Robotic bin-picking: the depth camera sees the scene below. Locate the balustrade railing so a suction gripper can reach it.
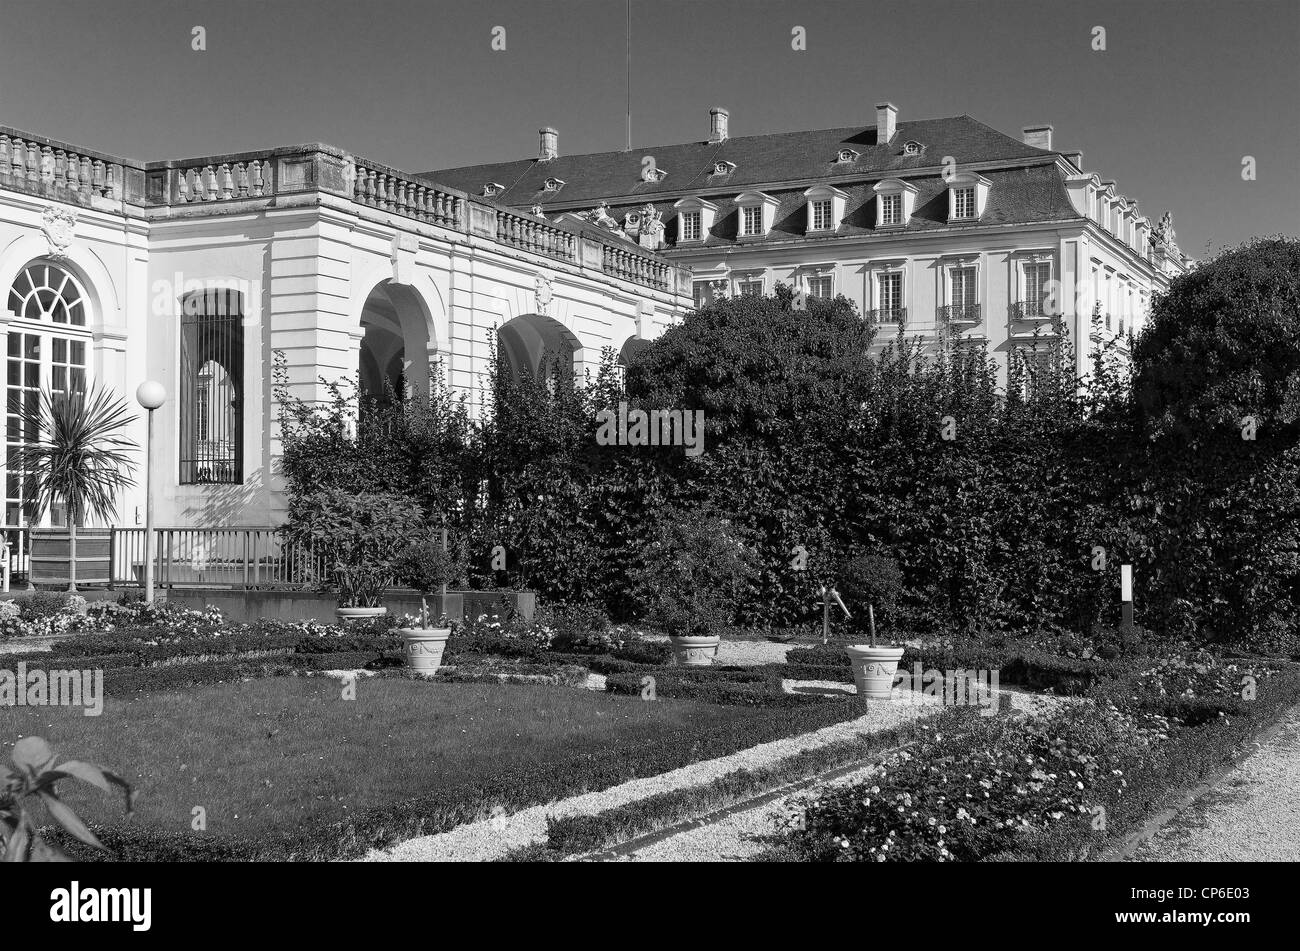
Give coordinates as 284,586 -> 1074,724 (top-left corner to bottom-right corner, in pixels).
0,124 -> 686,295
352,158 -> 463,229
496,207 -> 576,261
0,129 -> 129,202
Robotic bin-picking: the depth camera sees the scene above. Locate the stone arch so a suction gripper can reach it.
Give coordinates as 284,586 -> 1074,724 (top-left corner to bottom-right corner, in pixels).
0,234 -> 119,331
497,312 -> 582,386
357,280 -> 435,399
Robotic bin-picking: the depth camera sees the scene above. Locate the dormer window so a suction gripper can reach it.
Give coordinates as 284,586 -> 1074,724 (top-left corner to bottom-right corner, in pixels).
733,191 -> 780,239
835,148 -> 860,164
711,160 -> 737,176
642,166 -> 668,183
902,140 -> 925,156
673,196 -> 719,245
543,177 -> 566,193
873,179 -> 918,228
945,172 -> 991,222
482,182 -> 504,197
803,184 -> 849,234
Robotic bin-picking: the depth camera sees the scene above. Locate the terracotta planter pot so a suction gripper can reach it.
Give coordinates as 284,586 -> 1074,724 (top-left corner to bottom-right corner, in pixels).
335,606 -> 388,623
669,634 -> 720,666
847,645 -> 905,700
400,627 -> 451,675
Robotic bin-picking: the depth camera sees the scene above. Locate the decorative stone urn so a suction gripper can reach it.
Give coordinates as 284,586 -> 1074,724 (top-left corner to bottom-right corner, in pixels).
846,645 -> 905,700
669,634 -> 720,667
400,627 -> 452,675
335,606 -> 388,623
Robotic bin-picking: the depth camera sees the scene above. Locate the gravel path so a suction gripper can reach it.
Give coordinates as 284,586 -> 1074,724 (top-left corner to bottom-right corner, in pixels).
604,685 -> 1066,862
1128,704 -> 1300,862
361,693 -> 944,863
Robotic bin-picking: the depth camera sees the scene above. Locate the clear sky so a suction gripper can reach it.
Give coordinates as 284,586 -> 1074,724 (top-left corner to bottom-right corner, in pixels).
1,0 -> 1296,254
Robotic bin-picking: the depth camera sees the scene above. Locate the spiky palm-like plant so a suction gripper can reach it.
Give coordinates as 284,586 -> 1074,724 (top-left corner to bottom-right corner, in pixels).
10,385 -> 138,591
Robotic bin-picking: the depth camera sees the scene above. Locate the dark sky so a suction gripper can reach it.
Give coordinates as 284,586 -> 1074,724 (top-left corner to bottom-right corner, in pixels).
2,0 -> 1296,254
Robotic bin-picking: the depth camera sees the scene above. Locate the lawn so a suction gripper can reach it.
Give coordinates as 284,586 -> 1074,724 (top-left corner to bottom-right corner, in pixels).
2,676 -> 770,844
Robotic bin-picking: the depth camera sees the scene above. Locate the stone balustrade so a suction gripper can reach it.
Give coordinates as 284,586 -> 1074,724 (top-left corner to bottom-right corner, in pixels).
0,127 -> 140,204
0,124 -> 688,296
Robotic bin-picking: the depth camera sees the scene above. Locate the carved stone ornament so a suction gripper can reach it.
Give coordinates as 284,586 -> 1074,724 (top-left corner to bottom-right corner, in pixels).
41,206 -> 77,258
535,273 -> 553,316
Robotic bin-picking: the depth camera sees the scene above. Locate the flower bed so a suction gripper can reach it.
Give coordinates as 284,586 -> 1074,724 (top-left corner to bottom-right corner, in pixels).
766,658 -> 1300,862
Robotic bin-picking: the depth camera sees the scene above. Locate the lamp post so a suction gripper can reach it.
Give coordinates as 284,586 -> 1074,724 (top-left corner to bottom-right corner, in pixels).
135,381 -> 166,603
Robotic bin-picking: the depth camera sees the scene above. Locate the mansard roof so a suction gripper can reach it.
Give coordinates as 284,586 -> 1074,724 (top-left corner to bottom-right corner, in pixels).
569,165 -> 1079,249
422,115 -> 1058,209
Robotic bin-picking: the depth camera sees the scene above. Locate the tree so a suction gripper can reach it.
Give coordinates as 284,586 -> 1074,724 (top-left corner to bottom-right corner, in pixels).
11,385 -> 138,591
1133,237 -> 1300,444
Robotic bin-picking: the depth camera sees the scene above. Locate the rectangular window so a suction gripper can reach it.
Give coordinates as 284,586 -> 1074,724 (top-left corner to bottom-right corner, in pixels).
806,275 -> 833,299
1020,349 -> 1053,398
736,278 -> 764,297
180,288 -> 243,485
952,187 -> 976,219
811,200 -> 832,231
877,272 -> 903,316
680,211 -> 701,242
1022,262 -> 1051,317
693,281 -> 713,308
880,194 -> 902,225
741,205 -> 763,236
950,267 -> 976,310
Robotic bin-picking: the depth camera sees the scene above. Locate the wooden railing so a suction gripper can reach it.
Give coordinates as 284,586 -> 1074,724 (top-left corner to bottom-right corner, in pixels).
110,527 -> 328,589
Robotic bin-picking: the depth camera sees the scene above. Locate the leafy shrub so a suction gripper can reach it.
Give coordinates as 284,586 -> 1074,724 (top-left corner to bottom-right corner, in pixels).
394,529 -> 468,593
284,489 -> 427,606
19,591 -> 74,620
630,507 -> 760,636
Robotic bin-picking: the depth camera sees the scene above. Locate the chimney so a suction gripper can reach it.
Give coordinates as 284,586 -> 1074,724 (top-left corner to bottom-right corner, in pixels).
1022,125 -> 1054,150
876,102 -> 897,143
709,107 -> 729,144
539,127 -> 558,161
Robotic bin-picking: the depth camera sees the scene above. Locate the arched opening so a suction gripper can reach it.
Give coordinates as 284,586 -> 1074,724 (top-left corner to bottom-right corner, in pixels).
4,260 -> 94,524
497,313 -> 580,388
358,282 -> 433,402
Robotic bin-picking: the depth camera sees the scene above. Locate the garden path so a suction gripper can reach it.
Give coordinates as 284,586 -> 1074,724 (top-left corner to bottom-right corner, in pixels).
1127,704 -> 1300,862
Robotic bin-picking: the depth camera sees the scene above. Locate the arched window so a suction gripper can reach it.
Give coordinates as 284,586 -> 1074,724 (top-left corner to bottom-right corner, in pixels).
180,288 -> 243,484
4,261 -> 91,524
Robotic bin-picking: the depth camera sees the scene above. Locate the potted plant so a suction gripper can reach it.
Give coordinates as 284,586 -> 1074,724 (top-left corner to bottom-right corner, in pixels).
840,553 -> 906,700
283,488 -> 425,621
392,529 -> 464,674
12,385 -> 138,591
631,508 -> 759,666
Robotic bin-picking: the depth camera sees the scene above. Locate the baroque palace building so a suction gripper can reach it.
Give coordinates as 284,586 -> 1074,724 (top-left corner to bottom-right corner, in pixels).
0,104 -> 1188,535
0,125 -> 691,530
428,103 -> 1190,386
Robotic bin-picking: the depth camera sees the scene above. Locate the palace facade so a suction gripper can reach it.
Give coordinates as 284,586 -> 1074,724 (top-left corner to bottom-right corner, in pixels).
0,126 -> 690,531
428,103 -> 1190,386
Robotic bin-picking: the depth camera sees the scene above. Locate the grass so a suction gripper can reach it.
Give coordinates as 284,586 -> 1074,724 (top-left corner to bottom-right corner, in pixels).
2,676 -> 768,840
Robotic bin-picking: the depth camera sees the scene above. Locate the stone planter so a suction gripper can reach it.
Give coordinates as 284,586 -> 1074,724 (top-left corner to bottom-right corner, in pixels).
669,634 -> 720,666
847,645 -> 905,700
335,606 -> 388,623
400,627 -> 451,675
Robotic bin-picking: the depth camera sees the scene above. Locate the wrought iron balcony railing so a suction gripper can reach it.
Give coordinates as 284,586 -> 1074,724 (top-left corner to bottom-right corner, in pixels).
866,306 -> 907,326
937,303 -> 981,325
1008,300 -> 1056,321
